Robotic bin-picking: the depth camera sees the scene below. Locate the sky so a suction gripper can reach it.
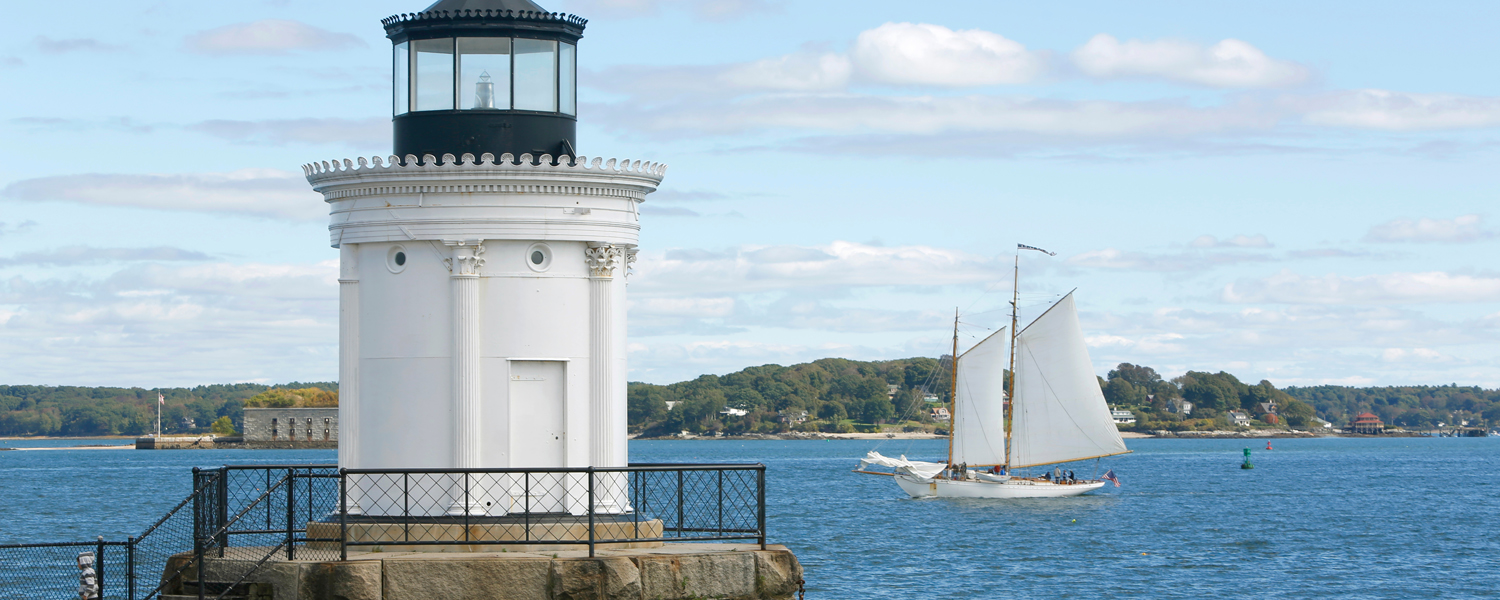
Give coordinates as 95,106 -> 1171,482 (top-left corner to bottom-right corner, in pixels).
1,0 -> 1497,389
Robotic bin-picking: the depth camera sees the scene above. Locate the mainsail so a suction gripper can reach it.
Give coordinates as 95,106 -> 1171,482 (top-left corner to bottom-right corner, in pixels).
952,327 -> 1007,466
1009,293 -> 1129,468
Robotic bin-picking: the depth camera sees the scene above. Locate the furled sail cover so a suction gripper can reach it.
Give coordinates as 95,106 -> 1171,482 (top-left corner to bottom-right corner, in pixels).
952,327 -> 1008,466
859,451 -> 946,480
1010,294 -> 1129,468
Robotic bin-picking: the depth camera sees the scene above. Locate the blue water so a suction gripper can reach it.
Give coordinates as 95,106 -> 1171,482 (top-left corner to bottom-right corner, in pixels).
3,437 -> 1498,598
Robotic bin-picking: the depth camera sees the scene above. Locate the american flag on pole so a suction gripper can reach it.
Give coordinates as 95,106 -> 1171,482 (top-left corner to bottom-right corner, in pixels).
1102,469 -> 1120,487
158,392 -> 164,405
1017,244 -> 1056,256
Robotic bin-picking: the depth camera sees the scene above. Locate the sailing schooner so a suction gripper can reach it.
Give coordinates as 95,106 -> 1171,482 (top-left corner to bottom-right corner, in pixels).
854,247 -> 1130,498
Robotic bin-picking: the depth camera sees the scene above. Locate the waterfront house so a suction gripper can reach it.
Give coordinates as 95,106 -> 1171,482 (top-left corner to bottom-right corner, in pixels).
929,407 -> 951,422
777,410 -> 808,424
1313,417 -> 1334,429
1168,399 -> 1194,416
1227,410 -> 1251,426
719,407 -> 748,417
1110,409 -> 1137,424
887,384 -> 900,398
1348,412 -> 1384,434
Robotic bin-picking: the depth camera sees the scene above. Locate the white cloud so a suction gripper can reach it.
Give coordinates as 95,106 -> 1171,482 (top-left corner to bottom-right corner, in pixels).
0,246 -> 211,268
720,52 -> 852,92
33,37 -> 124,54
1364,214 -> 1495,243
0,220 -> 38,237
1380,348 -> 1450,363
849,23 -> 1045,87
1066,247 -> 1273,272
1072,34 -> 1308,88
1299,89 -> 1500,130
1190,234 -> 1272,248
593,93 -> 1277,139
1222,270 -> 1500,304
185,20 -> 365,55
2,169 -> 325,221
0,261 -> 337,386
636,240 -> 1003,294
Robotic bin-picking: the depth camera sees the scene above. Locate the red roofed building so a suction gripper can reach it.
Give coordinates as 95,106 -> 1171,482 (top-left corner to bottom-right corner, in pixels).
1349,412 -> 1384,434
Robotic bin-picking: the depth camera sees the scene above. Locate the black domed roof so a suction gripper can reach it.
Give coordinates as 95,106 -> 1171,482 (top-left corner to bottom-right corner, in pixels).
421,0 -> 548,12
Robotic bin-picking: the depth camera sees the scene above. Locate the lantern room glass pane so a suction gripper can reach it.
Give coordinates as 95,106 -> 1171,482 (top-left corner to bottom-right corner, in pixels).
513,39 -> 557,112
414,38 -> 455,111
458,38 -> 511,110
394,42 -> 410,115
559,42 -> 576,116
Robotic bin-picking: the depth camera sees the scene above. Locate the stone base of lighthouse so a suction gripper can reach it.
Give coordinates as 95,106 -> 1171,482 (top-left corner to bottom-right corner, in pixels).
163,544 -> 802,600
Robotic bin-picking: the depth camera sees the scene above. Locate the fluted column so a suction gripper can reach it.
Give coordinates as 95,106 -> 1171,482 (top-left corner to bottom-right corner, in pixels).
585,244 -> 623,467
447,240 -> 485,515
338,244 -> 360,471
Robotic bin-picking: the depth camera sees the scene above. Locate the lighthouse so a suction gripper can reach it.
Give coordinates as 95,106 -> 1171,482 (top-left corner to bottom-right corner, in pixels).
301,0 -> 664,513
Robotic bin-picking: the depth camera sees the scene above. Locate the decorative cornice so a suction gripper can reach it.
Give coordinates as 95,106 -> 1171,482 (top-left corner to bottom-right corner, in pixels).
585,243 -> 624,278
303,154 -> 666,186
381,10 -> 586,30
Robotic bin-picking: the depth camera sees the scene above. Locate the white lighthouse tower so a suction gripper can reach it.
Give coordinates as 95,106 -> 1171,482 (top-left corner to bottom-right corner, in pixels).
301,0 -> 663,513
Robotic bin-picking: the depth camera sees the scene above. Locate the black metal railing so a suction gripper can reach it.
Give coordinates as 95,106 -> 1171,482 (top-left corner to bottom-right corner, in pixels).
0,462 -> 767,599
339,464 -> 766,557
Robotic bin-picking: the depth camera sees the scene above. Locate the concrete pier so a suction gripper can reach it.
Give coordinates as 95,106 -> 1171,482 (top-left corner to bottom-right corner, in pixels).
164,543 -> 801,600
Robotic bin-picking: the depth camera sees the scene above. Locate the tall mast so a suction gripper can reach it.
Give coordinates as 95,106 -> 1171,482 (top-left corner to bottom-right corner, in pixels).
946,308 -> 958,476
1004,253 -> 1019,469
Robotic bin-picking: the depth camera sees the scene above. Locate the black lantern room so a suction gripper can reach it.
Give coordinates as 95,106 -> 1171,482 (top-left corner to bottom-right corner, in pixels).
383,0 -> 586,160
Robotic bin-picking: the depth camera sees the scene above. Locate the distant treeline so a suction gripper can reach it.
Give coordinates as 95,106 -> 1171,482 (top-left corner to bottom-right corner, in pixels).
0,382 -> 337,437
629,358 -> 947,437
629,358 -> 1499,435
1283,385 -> 1500,429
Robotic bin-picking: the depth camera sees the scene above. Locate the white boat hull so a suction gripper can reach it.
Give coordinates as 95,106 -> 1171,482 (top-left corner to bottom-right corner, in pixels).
893,474 -> 1105,499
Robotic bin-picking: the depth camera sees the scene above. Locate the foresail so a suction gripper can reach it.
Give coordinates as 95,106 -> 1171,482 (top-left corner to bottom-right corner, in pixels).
952,327 -> 1007,466
1010,294 -> 1129,468
860,451 -> 946,480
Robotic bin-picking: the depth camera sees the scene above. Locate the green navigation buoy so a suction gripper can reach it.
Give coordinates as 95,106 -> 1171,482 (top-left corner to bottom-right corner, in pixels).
1241,447 -> 1254,469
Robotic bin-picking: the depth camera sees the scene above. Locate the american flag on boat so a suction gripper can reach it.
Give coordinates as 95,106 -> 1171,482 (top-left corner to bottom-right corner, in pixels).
1102,469 -> 1120,487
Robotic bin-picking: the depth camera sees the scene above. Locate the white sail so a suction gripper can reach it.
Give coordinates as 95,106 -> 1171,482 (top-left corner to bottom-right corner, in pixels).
860,451 -> 946,480
1009,293 -> 1128,468
952,327 -> 1008,466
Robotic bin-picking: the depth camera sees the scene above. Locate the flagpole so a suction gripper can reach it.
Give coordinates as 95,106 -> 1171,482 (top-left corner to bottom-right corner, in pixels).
156,392 -> 162,438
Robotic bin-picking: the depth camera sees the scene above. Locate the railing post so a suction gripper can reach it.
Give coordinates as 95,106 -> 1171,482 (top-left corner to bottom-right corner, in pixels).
676,470 -> 685,537
96,536 -> 105,600
127,536 -> 136,600
632,469 -> 639,540
217,468 -> 229,558
340,469 -> 349,562
402,472 -> 410,544
285,468 -> 296,561
757,466 -> 766,550
463,472 -> 470,543
524,472 -> 531,543
191,467 -> 204,600
587,467 -> 596,557
717,469 -> 724,537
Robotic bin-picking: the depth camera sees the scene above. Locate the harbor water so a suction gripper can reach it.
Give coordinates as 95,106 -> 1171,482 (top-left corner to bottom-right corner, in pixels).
2,436 -> 1497,598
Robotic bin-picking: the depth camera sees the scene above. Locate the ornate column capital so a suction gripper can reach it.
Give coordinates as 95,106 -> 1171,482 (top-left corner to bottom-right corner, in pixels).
444,240 -> 486,276
585,243 -> 624,278
625,247 -> 639,278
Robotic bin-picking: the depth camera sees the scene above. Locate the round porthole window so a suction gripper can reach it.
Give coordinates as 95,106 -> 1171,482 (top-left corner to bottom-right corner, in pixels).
526,243 -> 553,272
387,245 -> 408,274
